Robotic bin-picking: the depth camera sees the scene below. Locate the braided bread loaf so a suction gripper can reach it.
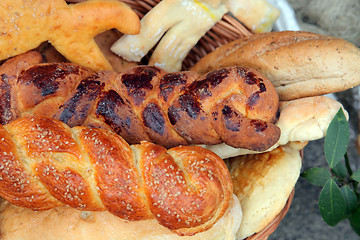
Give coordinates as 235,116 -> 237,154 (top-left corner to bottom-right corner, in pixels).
0,116 -> 232,236
0,51 -> 280,151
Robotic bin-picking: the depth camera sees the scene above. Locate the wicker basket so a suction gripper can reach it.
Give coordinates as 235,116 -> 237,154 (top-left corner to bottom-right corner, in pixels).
65,1 -> 293,239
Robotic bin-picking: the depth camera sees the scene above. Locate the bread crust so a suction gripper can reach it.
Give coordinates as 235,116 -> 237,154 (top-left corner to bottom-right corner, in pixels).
0,53 -> 280,151
200,95 -> 346,159
0,0 -> 140,71
191,31 -> 360,100
0,51 -> 45,124
0,116 -> 233,236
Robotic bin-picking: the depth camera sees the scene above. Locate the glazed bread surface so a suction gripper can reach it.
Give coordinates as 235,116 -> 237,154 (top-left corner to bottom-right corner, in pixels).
0,51 -> 280,152
200,95 -> 347,158
0,116 -> 233,236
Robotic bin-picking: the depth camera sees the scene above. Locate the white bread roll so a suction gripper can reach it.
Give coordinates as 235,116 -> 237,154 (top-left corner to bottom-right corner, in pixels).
0,195 -> 242,240
229,141 -> 306,239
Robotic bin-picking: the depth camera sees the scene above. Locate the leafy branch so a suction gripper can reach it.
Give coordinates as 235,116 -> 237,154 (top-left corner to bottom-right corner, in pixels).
301,108 -> 360,234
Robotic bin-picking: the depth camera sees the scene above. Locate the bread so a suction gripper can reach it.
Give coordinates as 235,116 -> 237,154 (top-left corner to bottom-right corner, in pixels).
200,95 -> 347,158
229,141 -> 306,239
0,0 -> 140,71
0,52 -> 280,151
224,0 -> 280,33
111,0 -> 228,72
0,116 -> 233,236
0,51 -> 45,125
190,31 -> 360,100
0,194 -> 241,240
111,0 -> 280,72
94,30 -> 139,72
35,28 -> 139,72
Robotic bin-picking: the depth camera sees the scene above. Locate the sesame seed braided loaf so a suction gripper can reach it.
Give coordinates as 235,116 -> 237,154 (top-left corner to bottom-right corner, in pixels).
0,116 -> 232,236
0,50 -> 280,151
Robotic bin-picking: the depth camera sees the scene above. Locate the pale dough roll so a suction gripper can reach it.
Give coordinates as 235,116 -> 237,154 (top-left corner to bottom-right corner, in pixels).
0,195 -> 241,240
229,141 -> 306,239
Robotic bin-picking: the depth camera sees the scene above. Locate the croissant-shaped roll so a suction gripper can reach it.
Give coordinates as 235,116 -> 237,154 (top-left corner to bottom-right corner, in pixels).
0,51 -> 280,151
0,116 -> 232,236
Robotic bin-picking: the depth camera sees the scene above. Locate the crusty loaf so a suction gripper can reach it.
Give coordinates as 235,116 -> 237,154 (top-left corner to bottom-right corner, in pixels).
190,31 -> 360,100
0,51 -> 280,152
0,195 -> 242,240
0,116 -> 233,236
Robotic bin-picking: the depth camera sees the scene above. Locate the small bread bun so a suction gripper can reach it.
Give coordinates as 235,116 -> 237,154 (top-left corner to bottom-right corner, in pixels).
0,195 -> 241,240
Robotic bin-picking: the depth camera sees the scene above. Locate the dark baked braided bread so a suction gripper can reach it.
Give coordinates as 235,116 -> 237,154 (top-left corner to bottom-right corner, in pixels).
0,51 -> 280,151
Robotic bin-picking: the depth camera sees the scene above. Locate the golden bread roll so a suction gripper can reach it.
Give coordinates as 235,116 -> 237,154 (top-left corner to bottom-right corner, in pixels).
0,0 -> 140,71
200,95 -> 347,158
229,141 -> 306,239
0,52 -> 280,152
190,31 -> 360,100
0,116 -> 233,236
0,195 -> 241,240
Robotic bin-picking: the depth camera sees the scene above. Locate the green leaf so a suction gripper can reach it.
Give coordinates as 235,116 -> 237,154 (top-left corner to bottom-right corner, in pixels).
331,161 -> 347,179
351,169 -> 360,183
301,168 -> 332,186
349,207 -> 360,235
340,185 -> 357,215
332,176 -> 343,186
324,108 -> 349,168
319,179 -> 347,226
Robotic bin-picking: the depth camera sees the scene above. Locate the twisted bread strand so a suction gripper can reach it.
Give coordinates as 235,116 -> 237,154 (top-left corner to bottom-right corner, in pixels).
0,51 -> 280,151
0,116 -> 232,236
